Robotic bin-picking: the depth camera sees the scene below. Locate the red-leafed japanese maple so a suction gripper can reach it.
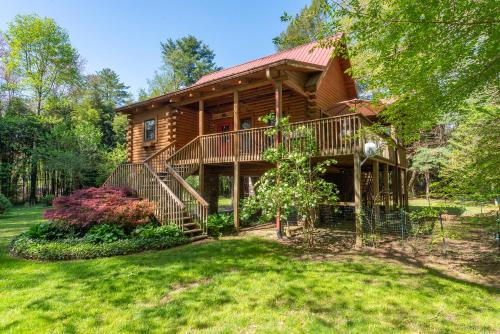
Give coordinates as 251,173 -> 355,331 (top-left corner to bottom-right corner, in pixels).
44,187 -> 155,229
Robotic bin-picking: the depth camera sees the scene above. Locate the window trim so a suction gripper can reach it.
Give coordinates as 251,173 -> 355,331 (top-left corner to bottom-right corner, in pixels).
143,118 -> 156,142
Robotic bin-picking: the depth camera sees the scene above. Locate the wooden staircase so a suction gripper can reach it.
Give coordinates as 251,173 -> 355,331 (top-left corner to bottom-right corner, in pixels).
103,140 -> 208,241
145,138 -> 208,240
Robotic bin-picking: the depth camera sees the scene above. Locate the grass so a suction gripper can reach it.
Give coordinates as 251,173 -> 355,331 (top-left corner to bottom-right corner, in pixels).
0,206 -> 499,333
217,196 -> 232,208
409,198 -> 497,215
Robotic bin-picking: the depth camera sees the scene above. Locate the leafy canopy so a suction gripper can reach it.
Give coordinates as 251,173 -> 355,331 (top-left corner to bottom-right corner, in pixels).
438,105 -> 499,199
161,35 -> 221,88
85,68 -> 131,107
139,35 -> 221,99
3,14 -> 81,114
320,0 -> 499,143
273,0 -> 328,51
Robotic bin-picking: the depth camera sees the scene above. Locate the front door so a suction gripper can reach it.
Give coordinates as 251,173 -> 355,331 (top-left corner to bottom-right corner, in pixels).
215,119 -> 233,157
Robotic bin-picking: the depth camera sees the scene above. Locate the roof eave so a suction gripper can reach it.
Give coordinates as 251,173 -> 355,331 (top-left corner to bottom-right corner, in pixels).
116,59 -> 326,114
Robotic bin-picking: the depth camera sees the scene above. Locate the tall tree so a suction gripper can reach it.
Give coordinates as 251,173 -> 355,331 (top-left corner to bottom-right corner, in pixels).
320,0 -> 499,143
2,14 -> 81,202
439,106 -> 499,199
85,68 -> 130,107
3,14 -> 81,115
84,68 -> 130,147
410,146 -> 449,202
160,35 -> 221,88
273,0 -> 328,51
144,67 -> 178,97
139,36 -> 221,99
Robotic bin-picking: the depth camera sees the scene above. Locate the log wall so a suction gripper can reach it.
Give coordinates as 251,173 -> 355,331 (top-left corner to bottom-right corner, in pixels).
316,58 -> 351,112
129,106 -> 173,163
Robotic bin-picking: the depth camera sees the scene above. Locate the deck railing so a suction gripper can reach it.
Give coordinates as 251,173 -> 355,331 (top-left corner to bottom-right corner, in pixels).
165,165 -> 209,234
102,163 -> 186,228
158,138 -> 208,233
198,114 -> 393,162
235,127 -> 275,162
287,114 -> 362,156
166,137 -> 201,176
200,132 -> 235,163
143,142 -> 176,174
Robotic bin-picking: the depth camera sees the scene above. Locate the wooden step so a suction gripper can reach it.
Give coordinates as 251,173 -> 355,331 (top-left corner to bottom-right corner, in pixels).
190,235 -> 207,242
182,222 -> 198,228
183,228 -> 203,235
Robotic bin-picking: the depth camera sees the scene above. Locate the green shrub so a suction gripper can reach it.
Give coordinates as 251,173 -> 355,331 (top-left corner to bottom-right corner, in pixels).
40,194 -> 55,206
23,221 -> 74,240
409,207 -> 439,235
207,213 -> 234,238
0,193 -> 12,214
132,224 -> 184,239
9,233 -> 188,261
436,203 -> 466,216
84,224 -> 127,243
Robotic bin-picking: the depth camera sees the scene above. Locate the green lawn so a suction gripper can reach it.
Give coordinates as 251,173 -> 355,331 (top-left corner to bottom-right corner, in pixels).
0,206 -> 499,333
409,198 -> 497,215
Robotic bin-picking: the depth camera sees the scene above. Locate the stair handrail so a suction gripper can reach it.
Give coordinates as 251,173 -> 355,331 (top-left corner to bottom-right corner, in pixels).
165,164 -> 209,208
143,142 -> 177,173
143,163 -> 185,209
103,163 -> 186,228
165,136 -> 201,166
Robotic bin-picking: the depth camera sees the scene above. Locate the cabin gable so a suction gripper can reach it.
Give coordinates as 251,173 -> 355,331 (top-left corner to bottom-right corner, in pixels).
315,57 -> 357,114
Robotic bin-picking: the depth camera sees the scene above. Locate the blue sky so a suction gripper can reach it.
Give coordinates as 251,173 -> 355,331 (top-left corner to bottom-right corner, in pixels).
0,0 -> 310,98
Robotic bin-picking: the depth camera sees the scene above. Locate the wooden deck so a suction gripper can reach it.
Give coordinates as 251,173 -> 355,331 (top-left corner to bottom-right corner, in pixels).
147,113 -> 403,168
104,113 -> 405,235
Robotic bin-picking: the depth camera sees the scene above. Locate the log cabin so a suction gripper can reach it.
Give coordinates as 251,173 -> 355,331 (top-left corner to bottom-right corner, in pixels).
103,36 -> 408,242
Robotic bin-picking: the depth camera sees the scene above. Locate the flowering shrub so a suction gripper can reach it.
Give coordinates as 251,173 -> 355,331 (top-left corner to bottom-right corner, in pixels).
44,187 -> 155,230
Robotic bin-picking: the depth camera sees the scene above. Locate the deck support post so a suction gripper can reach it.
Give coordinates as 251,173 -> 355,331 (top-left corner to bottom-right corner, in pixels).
373,160 -> 380,218
392,166 -> 399,210
199,99 -> 205,201
233,91 -> 240,230
383,163 -> 390,213
233,162 -> 240,230
402,168 -> 409,210
199,163 -> 205,197
354,153 -> 363,248
274,79 -> 283,238
198,100 -> 204,136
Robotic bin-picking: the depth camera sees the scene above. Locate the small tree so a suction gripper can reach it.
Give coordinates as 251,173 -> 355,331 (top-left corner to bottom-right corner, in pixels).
242,114 -> 338,245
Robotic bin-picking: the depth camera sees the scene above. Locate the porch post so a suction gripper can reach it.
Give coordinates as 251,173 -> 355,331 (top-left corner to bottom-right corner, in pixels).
354,153 -> 363,247
199,164 -> 205,196
199,99 -> 205,196
383,163 -> 390,213
373,160 -> 380,218
392,166 -> 399,209
274,79 -> 283,238
233,91 -> 240,230
402,168 -> 409,210
198,100 -> 204,136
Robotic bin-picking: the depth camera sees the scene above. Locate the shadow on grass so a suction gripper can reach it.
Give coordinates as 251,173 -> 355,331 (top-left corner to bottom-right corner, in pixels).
1,206 -> 499,333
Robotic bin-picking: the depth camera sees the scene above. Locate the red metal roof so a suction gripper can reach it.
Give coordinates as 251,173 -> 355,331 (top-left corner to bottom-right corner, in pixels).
195,36 -> 340,85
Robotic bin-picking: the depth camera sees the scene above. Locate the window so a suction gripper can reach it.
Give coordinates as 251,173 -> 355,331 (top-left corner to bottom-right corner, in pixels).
144,119 -> 156,141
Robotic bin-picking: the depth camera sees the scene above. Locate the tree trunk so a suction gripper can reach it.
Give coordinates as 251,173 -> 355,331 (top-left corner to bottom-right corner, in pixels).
424,171 -> 431,207
29,156 -> 37,204
408,169 -> 418,198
